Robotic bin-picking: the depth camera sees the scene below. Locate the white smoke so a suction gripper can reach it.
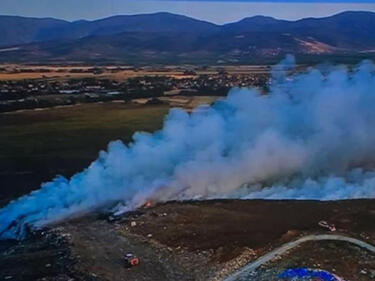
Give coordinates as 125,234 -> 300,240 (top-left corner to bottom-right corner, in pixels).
1,56 -> 375,239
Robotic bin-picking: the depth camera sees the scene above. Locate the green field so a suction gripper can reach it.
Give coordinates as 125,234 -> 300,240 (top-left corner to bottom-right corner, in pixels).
0,102 -> 169,204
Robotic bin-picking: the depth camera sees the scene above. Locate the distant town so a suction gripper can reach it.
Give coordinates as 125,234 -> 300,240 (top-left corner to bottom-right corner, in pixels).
0,66 -> 269,112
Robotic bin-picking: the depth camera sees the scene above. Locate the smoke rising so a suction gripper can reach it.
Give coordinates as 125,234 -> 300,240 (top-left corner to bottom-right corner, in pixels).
1,56 -> 375,239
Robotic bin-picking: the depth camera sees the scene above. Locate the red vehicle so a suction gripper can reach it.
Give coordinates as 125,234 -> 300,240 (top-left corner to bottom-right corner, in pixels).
124,253 -> 140,268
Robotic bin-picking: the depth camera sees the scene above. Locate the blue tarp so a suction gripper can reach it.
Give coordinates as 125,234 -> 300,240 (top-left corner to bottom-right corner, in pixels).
279,268 -> 340,281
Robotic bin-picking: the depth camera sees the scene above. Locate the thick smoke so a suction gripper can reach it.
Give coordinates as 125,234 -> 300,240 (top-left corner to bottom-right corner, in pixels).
2,56 -> 375,239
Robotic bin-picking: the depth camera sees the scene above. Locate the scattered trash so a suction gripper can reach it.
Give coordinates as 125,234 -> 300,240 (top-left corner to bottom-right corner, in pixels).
150,211 -> 158,217
130,221 -> 137,227
107,215 -> 117,222
124,253 -> 140,268
147,233 -> 153,238
318,221 -> 336,232
4,276 -> 13,280
45,263 -> 51,268
151,211 -> 167,217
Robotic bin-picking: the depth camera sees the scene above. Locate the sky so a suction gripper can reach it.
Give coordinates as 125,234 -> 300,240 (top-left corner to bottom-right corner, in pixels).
1,0 -> 375,24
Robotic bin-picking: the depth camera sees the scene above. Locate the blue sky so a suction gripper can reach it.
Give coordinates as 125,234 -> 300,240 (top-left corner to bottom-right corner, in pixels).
1,0 -> 375,23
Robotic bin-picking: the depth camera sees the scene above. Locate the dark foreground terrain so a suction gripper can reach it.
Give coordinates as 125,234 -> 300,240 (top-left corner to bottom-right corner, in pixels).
1,199 -> 374,281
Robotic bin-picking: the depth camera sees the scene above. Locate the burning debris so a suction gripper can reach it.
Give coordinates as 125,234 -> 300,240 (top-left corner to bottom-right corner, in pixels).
142,201 -> 154,209
2,56 -> 375,240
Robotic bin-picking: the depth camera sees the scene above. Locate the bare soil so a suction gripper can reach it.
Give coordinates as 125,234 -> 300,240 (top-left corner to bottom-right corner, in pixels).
249,240 -> 375,280
0,199 -> 374,281
127,200 -> 375,259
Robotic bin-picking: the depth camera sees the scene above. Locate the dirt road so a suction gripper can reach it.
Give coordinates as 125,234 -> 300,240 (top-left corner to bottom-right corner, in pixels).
223,234 -> 375,281
63,218 -> 197,281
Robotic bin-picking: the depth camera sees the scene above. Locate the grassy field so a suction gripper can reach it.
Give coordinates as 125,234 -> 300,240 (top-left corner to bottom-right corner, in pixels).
0,102 -> 169,204
0,65 -> 271,81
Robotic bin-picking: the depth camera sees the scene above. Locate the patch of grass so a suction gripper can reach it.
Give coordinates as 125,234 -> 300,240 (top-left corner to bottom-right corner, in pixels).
0,96 -> 224,204
0,102 -> 169,203
0,102 -> 169,172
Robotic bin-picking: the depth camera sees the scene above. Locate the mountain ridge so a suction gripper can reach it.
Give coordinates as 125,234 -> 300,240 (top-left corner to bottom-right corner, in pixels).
0,11 -> 374,64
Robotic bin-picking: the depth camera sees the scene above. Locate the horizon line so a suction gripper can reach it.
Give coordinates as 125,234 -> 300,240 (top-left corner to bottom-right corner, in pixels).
0,9 -> 373,25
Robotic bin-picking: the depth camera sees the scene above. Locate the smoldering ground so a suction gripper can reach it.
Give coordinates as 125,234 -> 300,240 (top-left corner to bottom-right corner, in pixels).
1,55 -> 375,239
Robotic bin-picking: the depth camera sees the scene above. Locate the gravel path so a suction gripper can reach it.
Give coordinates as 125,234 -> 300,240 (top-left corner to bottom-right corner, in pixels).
223,234 -> 375,281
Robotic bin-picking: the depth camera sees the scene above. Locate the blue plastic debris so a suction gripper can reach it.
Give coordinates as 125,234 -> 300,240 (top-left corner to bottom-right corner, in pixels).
279,268 -> 342,281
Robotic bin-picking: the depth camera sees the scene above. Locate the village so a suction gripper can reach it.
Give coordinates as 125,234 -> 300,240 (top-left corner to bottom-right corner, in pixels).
0,68 -> 269,112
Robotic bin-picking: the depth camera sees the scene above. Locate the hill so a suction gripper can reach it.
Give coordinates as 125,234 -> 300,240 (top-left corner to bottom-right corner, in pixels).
0,11 -> 375,64
0,12 -> 217,47
0,16 -> 69,46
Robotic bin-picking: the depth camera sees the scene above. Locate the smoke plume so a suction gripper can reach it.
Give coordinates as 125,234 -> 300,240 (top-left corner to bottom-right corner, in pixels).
1,56 -> 375,239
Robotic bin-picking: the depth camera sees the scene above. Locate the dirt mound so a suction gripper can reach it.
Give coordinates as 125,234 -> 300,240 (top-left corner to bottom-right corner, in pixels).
127,199 -> 375,259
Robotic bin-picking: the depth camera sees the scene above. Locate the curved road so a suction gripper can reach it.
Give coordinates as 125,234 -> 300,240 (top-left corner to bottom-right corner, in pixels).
223,234 -> 375,281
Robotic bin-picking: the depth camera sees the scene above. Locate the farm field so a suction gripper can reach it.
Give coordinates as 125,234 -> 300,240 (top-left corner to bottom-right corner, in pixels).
0,95 -> 220,206
0,102 -> 169,205
0,65 -> 272,81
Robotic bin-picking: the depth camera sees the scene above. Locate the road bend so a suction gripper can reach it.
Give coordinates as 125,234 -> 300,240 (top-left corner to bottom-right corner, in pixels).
223,234 -> 375,281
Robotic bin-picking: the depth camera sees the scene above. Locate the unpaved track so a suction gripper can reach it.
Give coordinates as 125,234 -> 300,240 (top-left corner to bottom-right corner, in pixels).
64,218 -> 195,281
223,234 -> 375,281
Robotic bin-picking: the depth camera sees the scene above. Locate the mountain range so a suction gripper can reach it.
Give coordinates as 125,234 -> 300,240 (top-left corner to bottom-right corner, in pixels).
0,11 -> 374,64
